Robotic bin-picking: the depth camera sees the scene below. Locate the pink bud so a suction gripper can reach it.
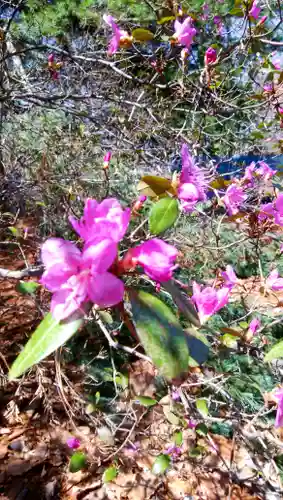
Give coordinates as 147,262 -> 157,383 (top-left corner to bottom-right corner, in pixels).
138,195 -> 147,203
204,47 -> 217,65
48,54 -> 54,63
103,151 -> 112,163
67,437 -> 81,450
278,108 -> 283,115
248,318 -> 261,336
258,15 -> 267,25
249,1 -> 261,20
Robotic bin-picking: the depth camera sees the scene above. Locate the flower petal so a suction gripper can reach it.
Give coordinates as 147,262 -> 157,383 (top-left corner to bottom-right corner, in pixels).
87,272 -> 124,307
82,239 -> 117,273
41,238 -> 81,270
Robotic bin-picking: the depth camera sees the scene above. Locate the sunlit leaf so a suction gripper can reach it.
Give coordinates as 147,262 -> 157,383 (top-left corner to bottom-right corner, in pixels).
173,431 -> 183,446
69,452 -> 87,473
265,340 -> 283,362
152,454 -> 170,475
9,312 -> 83,379
196,399 -> 209,417
210,177 -> 231,190
221,334 -> 238,349
137,175 -> 175,198
189,445 -> 206,457
162,280 -> 200,327
196,423 -> 208,436
16,281 -> 39,295
103,466 -> 118,483
132,28 -> 154,42
149,197 -> 179,235
129,290 -> 189,380
135,395 -> 157,407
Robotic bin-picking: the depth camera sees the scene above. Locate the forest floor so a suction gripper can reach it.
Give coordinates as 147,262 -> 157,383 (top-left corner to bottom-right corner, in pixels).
1,215 -> 283,500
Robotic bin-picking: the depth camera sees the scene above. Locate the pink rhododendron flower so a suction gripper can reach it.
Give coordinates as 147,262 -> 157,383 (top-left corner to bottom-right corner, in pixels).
41,237 -> 124,320
248,318 -> 261,336
243,161 -> 276,184
124,238 -> 178,282
249,1 -> 261,19
192,283 -> 230,324
260,194 -> 283,226
266,269 -> 283,291
70,198 -> 130,243
222,184 -> 247,215
257,161 -> 276,181
272,54 -> 281,70
278,108 -> 283,115
178,144 -> 207,213
67,437 -> 81,449
103,14 -> 132,55
205,47 -> 217,65
263,83 -> 273,93
202,3 -> 210,21
273,389 -> 283,427
213,16 -> 224,36
221,265 -> 237,288
173,17 -> 197,49
164,444 -> 182,458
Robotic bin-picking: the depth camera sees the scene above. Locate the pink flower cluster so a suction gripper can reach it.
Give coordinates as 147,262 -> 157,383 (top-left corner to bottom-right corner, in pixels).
220,160 -> 277,217
41,197 -> 179,321
103,14 -> 132,55
260,193 -> 283,227
178,144 -> 207,213
191,266 -> 236,325
173,17 -> 197,50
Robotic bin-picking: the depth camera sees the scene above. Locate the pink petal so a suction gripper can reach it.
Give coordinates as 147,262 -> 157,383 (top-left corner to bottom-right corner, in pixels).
178,182 -> 199,201
41,238 -> 81,270
82,239 -> 117,273
41,263 -> 75,292
51,286 -> 85,321
131,239 -> 178,282
87,272 -> 124,307
216,287 -> 230,310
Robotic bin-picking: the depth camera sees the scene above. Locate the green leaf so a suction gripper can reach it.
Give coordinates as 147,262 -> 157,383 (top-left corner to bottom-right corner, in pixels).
264,340 -> 283,362
103,466 -> 118,483
130,290 -> 208,378
132,28 -> 154,42
129,290 -> 189,380
221,334 -> 238,349
9,312 -> 83,379
69,452 -> 87,473
152,454 -> 171,475
196,399 -> 209,417
16,281 -> 39,295
149,198 -> 179,235
173,431 -> 183,446
229,7 -> 244,16
196,423 -> 208,436
137,175 -> 175,198
8,226 -> 20,237
162,280 -> 200,327
135,395 -> 157,407
189,445 -> 206,458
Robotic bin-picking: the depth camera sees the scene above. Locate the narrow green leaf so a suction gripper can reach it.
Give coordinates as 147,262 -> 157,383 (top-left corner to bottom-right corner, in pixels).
16,281 -> 39,295
69,452 -> 87,473
264,340 -> 283,362
135,395 -> 157,407
130,290 -> 208,377
173,431 -> 183,446
9,312 -> 83,379
132,28 -> 154,42
129,290 -> 189,380
196,423 -> 208,436
103,466 -> 118,483
196,399 -> 209,417
149,198 -> 179,235
152,454 -> 170,475
189,445 -> 206,458
162,280 -> 200,327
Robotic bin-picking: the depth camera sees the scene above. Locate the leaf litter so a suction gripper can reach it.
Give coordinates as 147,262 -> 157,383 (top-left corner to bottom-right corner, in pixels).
0,219 -> 283,499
